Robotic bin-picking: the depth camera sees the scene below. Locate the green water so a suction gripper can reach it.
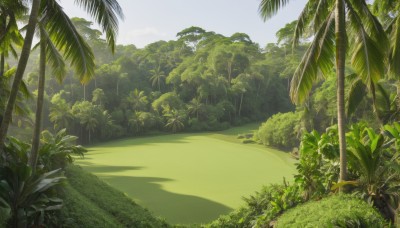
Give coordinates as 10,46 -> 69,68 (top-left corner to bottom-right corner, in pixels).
76,124 -> 295,224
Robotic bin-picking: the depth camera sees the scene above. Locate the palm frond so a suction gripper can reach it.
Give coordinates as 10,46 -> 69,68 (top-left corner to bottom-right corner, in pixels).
293,0 -> 315,47
290,11 -> 335,104
388,16 -> 400,77
73,0 -> 124,53
346,77 -> 367,117
0,13 -> 24,58
259,0 -> 292,21
39,26 -> 66,83
348,0 -> 387,45
9,45 -> 18,59
346,2 -> 385,88
43,0 -> 95,83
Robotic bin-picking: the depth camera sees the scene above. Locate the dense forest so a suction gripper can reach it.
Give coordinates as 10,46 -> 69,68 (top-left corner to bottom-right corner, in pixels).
0,0 -> 400,227
9,22 -> 298,145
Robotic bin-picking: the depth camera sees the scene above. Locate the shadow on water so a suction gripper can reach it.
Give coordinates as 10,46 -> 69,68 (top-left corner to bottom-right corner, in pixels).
98,174 -> 233,225
90,133 -> 197,148
79,164 -> 144,173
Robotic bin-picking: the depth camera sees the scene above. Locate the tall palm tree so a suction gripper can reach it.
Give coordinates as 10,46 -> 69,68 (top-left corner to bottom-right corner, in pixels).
0,0 -> 41,153
0,0 -> 124,156
29,0 -> 123,169
259,0 -> 387,185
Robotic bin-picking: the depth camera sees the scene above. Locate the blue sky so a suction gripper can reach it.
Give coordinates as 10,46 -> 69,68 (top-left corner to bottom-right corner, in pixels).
61,0 -> 307,48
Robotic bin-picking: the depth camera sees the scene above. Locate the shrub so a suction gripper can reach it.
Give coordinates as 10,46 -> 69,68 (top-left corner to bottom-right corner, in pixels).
276,194 -> 388,227
0,137 -> 64,227
257,112 -> 301,149
0,208 -> 9,228
208,183 -> 302,228
241,139 -> 255,144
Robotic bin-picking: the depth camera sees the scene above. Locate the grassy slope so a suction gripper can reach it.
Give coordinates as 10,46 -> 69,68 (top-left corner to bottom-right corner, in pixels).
59,165 -> 168,227
76,123 -> 295,224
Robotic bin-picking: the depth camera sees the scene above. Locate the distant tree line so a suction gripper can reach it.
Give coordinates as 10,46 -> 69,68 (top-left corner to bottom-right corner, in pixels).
13,23 -> 301,144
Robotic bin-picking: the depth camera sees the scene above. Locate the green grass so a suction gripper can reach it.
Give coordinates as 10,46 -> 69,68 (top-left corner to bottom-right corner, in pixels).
59,165 -> 168,227
276,194 -> 387,227
76,124 -> 295,224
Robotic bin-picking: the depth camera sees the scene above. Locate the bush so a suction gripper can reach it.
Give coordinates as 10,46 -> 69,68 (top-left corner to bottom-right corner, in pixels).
276,194 -> 388,227
257,112 -> 301,149
208,183 -> 302,228
241,139 -> 255,144
0,208 -> 9,228
188,118 -> 208,132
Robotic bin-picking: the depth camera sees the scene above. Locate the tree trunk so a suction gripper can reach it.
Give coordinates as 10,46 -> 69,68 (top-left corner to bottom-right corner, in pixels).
239,93 -> 244,117
227,62 -> 232,85
0,54 -> 4,128
0,0 -> 41,152
0,18 -> 5,77
83,85 -> 86,101
116,79 -> 119,96
29,32 -> 46,170
335,0 -> 347,187
0,54 -> 4,77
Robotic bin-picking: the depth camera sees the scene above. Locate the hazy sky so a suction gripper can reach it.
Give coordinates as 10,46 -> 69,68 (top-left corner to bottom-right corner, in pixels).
60,0 -> 307,48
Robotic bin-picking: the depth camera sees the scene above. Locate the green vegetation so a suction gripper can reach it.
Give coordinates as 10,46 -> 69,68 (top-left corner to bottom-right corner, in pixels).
275,194 -> 387,227
76,125 -> 295,224
1,0 -> 400,226
208,183 -> 302,228
257,112 -> 301,149
58,165 -> 168,227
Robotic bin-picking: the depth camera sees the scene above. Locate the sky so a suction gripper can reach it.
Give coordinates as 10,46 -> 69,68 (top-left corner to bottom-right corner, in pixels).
60,0 -> 307,48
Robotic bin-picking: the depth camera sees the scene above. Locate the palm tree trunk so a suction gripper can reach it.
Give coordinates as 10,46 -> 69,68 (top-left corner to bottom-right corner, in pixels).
83,85 -> 86,101
335,0 -> 347,186
0,19 -> 5,78
116,79 -> 119,96
227,62 -> 232,85
0,54 -> 4,77
29,32 -> 46,170
239,93 -> 244,117
0,0 -> 41,152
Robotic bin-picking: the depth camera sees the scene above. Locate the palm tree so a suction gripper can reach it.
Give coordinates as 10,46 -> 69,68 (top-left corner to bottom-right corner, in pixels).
150,66 -> 166,91
259,0 -> 387,186
0,0 -> 26,77
28,0 -> 123,169
347,123 -> 400,222
128,111 -> 144,134
126,89 -> 148,111
187,97 -> 204,119
164,109 -> 187,133
49,97 -> 73,131
0,0 -> 123,155
0,0 -> 41,152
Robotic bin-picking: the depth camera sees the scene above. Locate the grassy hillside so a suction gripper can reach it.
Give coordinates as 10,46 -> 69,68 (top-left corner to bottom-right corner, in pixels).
58,165 -> 168,227
76,124 -> 295,224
